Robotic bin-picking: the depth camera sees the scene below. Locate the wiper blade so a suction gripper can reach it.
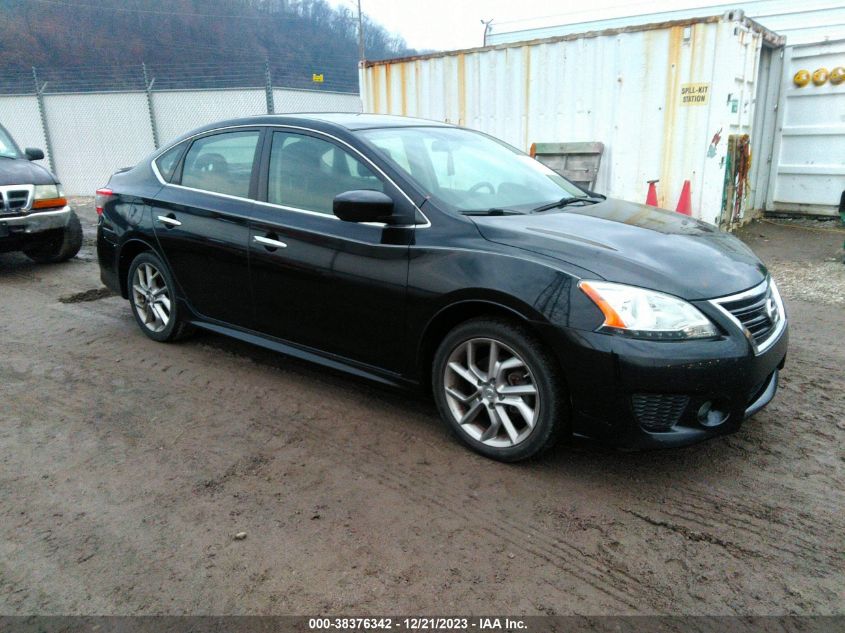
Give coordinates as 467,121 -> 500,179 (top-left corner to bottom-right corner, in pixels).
532,196 -> 602,213
459,208 -> 526,216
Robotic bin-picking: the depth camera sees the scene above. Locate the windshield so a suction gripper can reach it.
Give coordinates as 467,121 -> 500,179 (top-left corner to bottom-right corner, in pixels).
357,126 -> 585,214
0,127 -> 21,159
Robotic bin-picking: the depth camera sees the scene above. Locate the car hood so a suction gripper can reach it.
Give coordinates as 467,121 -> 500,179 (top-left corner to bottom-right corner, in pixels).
471,198 -> 767,300
0,158 -> 56,186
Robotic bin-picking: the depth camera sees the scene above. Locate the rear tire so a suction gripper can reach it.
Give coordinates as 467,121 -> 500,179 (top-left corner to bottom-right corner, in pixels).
127,251 -> 193,342
432,317 -> 569,462
24,210 -> 83,263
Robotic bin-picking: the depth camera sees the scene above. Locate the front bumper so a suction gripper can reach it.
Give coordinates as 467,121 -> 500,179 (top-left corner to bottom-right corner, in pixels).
538,317 -> 788,449
0,205 -> 72,243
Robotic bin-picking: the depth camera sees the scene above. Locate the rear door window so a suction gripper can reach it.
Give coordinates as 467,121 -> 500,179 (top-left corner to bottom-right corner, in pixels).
180,131 -> 260,198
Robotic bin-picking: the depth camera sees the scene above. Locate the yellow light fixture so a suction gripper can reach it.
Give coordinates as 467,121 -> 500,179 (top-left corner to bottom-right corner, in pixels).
793,69 -> 810,87
830,66 -> 845,85
812,68 -> 829,86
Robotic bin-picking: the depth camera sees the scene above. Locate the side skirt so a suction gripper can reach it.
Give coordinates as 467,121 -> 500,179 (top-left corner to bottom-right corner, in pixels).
190,319 -> 418,391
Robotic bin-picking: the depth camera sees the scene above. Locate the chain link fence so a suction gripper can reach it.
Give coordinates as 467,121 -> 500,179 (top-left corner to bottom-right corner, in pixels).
0,62 -> 362,195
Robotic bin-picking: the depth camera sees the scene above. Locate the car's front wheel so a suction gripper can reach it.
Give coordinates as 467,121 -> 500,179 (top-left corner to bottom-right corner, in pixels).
432,317 -> 568,462
24,210 -> 83,263
127,251 -> 193,342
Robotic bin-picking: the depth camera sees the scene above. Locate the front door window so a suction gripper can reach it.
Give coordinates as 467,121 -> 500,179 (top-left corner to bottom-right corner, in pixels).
267,132 -> 384,214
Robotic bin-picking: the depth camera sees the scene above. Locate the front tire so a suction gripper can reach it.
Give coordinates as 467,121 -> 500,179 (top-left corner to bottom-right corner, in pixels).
127,251 -> 193,342
24,210 -> 83,263
432,317 -> 568,462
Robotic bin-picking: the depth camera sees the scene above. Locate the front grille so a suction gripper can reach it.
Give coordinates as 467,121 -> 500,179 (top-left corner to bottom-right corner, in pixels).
0,184 -> 33,216
6,189 -> 29,209
712,279 -> 783,353
632,394 -> 689,432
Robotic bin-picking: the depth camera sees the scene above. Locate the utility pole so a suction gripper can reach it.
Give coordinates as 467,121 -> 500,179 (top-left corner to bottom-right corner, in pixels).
481,18 -> 493,46
357,0 -> 365,61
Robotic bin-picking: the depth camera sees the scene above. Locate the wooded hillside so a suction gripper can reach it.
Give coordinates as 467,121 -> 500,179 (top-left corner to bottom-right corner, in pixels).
0,0 -> 415,92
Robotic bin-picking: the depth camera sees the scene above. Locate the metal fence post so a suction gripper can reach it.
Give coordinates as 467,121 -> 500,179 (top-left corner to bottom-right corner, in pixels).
31,67 -> 56,175
264,59 -> 275,114
142,63 -> 160,149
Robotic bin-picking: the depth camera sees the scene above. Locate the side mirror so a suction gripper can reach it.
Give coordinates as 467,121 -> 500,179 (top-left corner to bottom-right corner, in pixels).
333,190 -> 395,223
25,147 -> 45,161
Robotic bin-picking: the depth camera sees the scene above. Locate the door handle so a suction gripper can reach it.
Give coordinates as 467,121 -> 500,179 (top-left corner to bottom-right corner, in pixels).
156,215 -> 181,227
253,235 -> 288,249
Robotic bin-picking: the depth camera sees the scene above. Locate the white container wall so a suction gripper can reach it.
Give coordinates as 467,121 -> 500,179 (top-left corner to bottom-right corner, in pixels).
766,39 -> 845,216
360,14 -> 783,224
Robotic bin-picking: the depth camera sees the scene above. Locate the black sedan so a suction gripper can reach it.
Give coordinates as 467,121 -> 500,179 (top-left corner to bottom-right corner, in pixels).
97,114 -> 787,462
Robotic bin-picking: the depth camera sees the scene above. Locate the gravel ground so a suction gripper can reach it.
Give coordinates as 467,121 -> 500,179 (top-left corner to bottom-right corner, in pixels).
0,201 -> 843,616
737,219 -> 845,306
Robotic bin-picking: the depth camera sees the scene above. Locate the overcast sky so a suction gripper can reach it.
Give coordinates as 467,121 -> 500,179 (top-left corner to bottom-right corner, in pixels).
327,0 -> 748,51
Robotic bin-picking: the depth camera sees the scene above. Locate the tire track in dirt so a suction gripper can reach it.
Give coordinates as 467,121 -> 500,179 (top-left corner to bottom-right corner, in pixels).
664,489 -> 844,563
621,509 -> 760,558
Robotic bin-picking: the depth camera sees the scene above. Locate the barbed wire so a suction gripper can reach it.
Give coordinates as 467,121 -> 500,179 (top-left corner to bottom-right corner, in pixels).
0,60 -> 360,95
27,0 -> 358,21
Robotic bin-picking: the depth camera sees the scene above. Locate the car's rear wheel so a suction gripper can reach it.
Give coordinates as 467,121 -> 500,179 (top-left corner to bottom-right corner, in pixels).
432,317 -> 568,462
128,252 -> 193,342
24,210 -> 83,263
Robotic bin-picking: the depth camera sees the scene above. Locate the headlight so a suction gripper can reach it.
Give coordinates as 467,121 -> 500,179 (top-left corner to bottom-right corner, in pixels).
579,280 -> 718,340
32,183 -> 67,210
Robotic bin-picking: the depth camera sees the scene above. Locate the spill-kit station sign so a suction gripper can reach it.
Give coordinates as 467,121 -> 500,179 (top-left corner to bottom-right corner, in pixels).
681,83 -> 710,105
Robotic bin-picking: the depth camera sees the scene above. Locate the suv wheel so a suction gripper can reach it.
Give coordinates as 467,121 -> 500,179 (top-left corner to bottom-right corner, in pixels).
127,252 -> 193,342
24,210 -> 83,263
432,317 -> 568,462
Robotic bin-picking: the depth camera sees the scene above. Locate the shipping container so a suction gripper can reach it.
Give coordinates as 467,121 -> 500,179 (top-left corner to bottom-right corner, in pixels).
360,11 -> 784,226
765,38 -> 845,217
485,0 -> 845,218
486,0 -> 844,48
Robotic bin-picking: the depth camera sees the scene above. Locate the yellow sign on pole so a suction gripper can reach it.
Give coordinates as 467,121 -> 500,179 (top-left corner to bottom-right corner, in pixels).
680,83 -> 710,106
312,73 -> 324,83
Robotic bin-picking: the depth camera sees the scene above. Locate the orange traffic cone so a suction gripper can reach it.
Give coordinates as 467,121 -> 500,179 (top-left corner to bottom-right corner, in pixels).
675,180 -> 692,216
645,179 -> 659,206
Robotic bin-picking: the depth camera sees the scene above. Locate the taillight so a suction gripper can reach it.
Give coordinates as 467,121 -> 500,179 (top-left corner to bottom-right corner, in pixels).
95,188 -> 113,215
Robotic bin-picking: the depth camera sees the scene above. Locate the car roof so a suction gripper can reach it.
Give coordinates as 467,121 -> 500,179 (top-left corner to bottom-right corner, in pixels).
158,113 -> 460,154
281,113 -> 454,130
183,113 -> 454,137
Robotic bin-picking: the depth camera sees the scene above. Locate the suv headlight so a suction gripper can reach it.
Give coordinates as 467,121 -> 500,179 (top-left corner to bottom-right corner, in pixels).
579,280 -> 718,340
32,183 -> 67,210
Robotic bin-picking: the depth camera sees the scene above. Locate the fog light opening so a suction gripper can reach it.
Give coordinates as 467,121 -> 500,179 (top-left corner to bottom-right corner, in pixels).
697,401 -> 728,427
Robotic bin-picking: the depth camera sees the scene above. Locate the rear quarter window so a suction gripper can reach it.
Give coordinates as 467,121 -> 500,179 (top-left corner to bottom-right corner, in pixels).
154,141 -> 188,182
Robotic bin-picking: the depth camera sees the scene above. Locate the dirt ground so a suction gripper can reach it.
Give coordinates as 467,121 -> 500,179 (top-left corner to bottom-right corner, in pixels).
1,200 -> 843,616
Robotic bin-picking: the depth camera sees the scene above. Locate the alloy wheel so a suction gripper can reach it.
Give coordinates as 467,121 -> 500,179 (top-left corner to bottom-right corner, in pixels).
132,262 -> 171,333
443,337 -> 540,448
